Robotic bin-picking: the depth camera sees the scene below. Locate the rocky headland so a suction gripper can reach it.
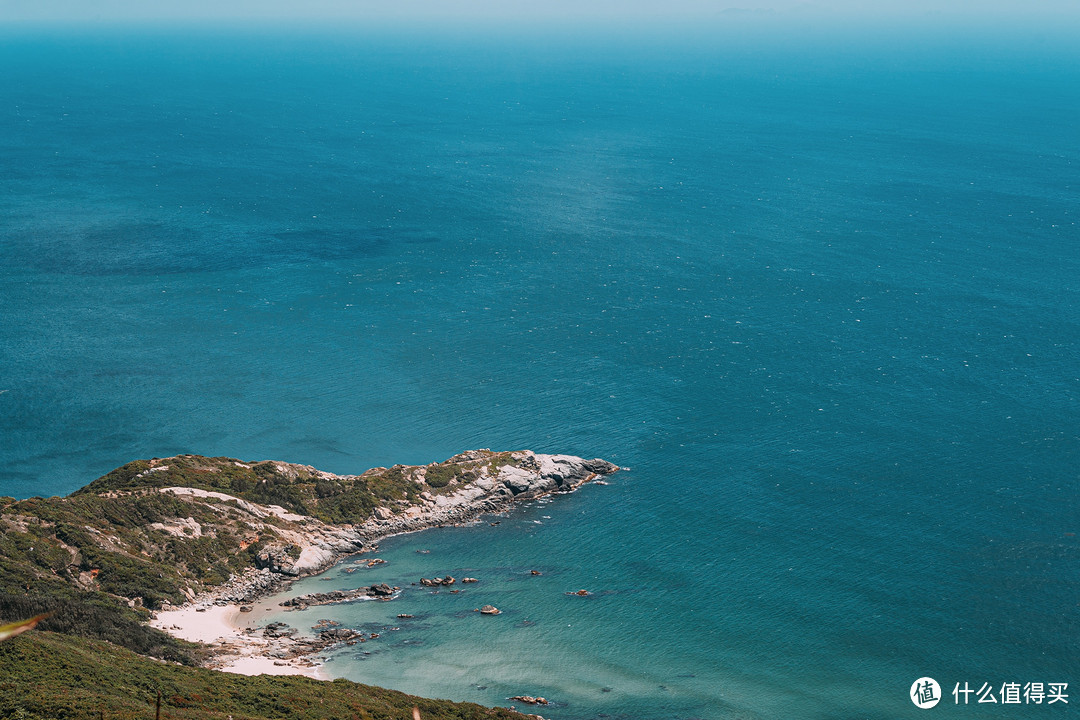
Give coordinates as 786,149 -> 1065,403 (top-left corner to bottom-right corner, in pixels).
0,448 -> 617,684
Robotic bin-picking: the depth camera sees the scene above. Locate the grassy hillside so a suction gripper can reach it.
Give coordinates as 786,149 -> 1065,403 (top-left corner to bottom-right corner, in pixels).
0,631 -> 528,720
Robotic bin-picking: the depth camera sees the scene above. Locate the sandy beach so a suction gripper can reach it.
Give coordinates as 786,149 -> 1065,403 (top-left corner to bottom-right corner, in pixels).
151,599 -> 328,679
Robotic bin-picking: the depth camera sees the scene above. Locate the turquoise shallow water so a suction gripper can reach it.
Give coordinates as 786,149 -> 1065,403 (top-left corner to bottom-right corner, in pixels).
1,25 -> 1078,719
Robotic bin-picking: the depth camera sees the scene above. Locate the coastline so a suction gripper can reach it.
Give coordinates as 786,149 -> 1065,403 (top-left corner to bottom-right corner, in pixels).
151,598 -> 329,679
148,451 -> 618,680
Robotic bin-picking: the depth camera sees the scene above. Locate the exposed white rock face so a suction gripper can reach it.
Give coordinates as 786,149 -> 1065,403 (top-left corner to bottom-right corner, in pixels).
161,486 -> 306,522
498,452 -> 618,497
291,545 -> 338,575
497,465 -> 542,494
149,516 -> 203,538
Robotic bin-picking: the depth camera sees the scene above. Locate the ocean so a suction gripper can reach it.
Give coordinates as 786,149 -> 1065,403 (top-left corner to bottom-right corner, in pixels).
0,22 -> 1077,719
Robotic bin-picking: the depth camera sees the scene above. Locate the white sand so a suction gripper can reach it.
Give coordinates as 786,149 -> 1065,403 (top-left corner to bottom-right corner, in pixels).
151,603 -> 241,644
151,602 -> 327,680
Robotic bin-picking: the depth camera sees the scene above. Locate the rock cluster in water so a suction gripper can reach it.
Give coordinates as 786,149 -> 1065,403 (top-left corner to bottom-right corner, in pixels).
279,584 -> 398,609
510,696 -> 549,706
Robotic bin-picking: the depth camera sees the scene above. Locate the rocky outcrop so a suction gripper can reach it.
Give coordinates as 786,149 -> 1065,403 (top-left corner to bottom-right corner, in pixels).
510,696 -> 549,706
496,454 -> 617,497
353,451 -> 618,541
279,584 -> 398,609
163,567 -> 287,606
251,621 -> 366,658
250,526 -> 375,577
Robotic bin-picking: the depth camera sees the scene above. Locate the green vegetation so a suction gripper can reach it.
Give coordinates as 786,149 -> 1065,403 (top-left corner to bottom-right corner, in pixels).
0,450 -> 547,720
75,452 -> 513,523
423,463 -> 459,489
425,452 -> 518,491
0,631 -> 528,720
0,493 -> 208,663
0,591 -> 196,665
0,474 -> 288,664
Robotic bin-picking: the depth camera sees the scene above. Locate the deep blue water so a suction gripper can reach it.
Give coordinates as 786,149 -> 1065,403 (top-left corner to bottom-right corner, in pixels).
1,25 -> 1078,719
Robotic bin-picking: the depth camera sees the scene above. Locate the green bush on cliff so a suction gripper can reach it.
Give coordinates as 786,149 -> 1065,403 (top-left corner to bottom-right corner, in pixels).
318,485 -> 377,522
424,463 -> 459,489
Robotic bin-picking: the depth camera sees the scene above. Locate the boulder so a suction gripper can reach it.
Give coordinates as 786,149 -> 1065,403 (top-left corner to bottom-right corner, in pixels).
320,627 -> 359,641
263,622 -> 296,638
